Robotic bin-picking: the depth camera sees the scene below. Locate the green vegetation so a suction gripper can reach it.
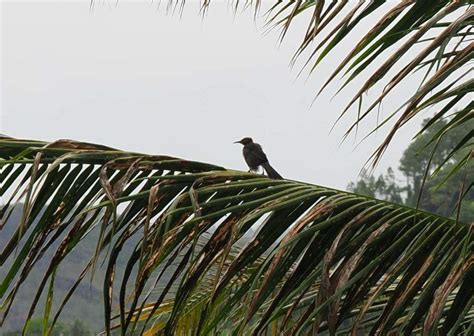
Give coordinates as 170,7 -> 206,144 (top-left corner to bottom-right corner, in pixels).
0,138 -> 472,335
3,318 -> 91,336
348,118 -> 473,223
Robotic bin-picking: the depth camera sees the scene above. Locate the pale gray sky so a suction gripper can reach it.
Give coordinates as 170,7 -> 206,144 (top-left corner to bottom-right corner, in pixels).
2,1 -> 430,189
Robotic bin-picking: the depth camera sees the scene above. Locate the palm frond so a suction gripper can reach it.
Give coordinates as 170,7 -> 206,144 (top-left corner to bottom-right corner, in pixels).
1,138 -> 473,335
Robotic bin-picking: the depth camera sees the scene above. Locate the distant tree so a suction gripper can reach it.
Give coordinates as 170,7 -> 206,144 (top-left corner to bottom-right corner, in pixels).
68,320 -> 92,336
2,319 -> 92,336
348,118 -> 473,223
399,118 -> 473,221
347,167 -> 404,204
400,119 -> 471,205
2,331 -> 18,336
417,160 -> 473,223
22,318 -> 67,336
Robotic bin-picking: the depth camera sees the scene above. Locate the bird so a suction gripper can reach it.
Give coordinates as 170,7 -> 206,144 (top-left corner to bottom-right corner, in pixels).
234,137 -> 283,179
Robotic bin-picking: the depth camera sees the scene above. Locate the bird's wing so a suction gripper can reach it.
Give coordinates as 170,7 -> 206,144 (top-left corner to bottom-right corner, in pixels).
242,143 -> 268,170
250,143 -> 268,162
243,147 -> 257,170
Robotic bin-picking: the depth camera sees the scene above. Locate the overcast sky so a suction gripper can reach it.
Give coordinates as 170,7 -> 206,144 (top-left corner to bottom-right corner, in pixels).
2,1 -> 431,189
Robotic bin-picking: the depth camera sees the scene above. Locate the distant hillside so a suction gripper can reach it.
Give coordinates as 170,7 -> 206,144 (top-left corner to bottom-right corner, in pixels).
0,204 -> 138,334
1,204 -> 255,335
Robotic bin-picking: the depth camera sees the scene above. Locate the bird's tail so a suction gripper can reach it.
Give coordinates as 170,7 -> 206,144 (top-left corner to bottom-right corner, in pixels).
262,162 -> 283,180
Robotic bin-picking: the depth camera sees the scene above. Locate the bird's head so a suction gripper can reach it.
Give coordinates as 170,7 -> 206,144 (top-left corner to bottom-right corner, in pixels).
234,137 -> 253,145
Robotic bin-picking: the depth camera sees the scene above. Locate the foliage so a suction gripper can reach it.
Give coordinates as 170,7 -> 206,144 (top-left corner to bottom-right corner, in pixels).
421,162 -> 474,223
2,318 -> 91,336
400,118 -> 473,221
347,167 -> 404,204
69,320 -> 92,336
1,138 -> 473,335
349,118 -> 474,223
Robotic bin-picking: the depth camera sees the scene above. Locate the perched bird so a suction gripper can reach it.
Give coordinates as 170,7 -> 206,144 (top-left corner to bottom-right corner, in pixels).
234,137 -> 283,179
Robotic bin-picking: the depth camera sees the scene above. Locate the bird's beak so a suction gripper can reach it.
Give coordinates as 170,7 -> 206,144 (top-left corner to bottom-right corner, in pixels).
233,140 -> 241,144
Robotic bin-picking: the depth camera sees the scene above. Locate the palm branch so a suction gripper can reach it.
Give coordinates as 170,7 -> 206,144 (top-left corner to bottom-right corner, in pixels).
1,138 -> 473,335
